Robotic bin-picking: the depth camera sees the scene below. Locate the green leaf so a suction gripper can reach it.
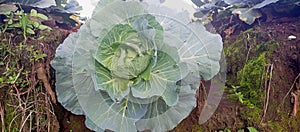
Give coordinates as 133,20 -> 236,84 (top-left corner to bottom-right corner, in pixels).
38,25 -> 52,31
252,0 -> 280,9
247,127 -> 259,132
232,0 -> 279,25
37,13 -> 48,20
232,8 -> 262,25
224,128 -> 232,132
26,28 -> 35,34
29,9 -> 48,20
7,19 -> 13,25
95,61 -> 131,101
131,51 -> 184,99
237,129 -> 244,132
161,83 -> 179,106
74,76 -> 148,132
9,22 -> 22,28
32,21 -> 39,28
136,87 -> 196,131
0,4 -> 18,15
96,23 -> 154,80
30,9 -> 38,16
51,32 -> 84,115
161,22 -> 222,81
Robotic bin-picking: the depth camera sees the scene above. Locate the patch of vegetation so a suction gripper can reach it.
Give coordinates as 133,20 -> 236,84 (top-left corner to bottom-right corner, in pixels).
1,6 -> 52,40
240,106 -> 261,126
224,27 -> 280,129
266,110 -> 300,131
225,28 -> 277,108
236,52 -> 267,108
0,7 -> 58,131
217,127 -> 259,132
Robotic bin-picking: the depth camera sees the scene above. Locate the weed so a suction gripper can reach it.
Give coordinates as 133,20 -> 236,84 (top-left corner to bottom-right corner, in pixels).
0,7 -> 56,132
1,7 -> 52,41
217,127 -> 259,132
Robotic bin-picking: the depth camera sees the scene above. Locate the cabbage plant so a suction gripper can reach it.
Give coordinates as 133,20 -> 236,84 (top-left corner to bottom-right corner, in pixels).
51,0 -> 223,131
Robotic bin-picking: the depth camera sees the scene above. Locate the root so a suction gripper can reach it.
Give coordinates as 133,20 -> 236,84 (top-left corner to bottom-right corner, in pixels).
36,62 -> 56,104
291,85 -> 300,117
260,64 -> 273,125
278,73 -> 300,112
291,92 -> 298,116
0,103 -> 4,132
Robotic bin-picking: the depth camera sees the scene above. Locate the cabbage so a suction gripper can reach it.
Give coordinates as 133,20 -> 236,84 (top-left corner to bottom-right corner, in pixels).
51,0 -> 223,131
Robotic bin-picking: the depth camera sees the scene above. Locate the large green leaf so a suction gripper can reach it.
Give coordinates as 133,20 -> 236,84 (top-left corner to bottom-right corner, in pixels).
232,0 -> 280,24
95,61 -> 131,102
51,32 -> 83,115
154,12 -> 223,81
131,51 -> 184,101
136,86 -> 196,131
0,4 -> 17,15
232,8 -> 262,25
73,73 -> 148,132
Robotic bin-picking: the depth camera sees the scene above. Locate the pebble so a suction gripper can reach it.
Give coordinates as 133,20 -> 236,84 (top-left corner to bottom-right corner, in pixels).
288,35 -> 297,40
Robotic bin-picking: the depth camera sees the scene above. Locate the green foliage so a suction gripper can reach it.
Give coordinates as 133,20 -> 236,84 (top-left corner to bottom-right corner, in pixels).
267,111 -> 300,131
247,127 -> 259,132
24,44 -> 47,62
228,85 -> 255,108
3,105 -> 20,131
1,8 -> 52,40
0,38 -> 28,89
225,28 -> 277,109
224,28 -> 263,85
236,53 -> 266,108
0,37 -> 46,91
0,33 -> 50,132
217,127 -> 259,132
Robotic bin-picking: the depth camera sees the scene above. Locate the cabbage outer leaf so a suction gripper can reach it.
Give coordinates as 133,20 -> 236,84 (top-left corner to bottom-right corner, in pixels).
52,0 -> 223,132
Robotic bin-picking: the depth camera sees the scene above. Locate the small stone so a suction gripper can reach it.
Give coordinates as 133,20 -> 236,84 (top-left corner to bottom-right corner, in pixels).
288,35 -> 297,40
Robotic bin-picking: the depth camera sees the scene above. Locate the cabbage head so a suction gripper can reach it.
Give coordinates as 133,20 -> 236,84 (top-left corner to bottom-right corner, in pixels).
51,0 -> 223,131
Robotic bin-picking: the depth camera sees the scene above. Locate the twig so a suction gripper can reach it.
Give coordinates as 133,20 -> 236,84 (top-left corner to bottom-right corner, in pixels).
0,103 -> 4,132
291,81 -> 300,116
279,73 -> 300,109
11,86 -> 33,96
260,64 -> 273,125
19,111 -> 33,132
36,62 -> 56,104
291,92 -> 299,116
